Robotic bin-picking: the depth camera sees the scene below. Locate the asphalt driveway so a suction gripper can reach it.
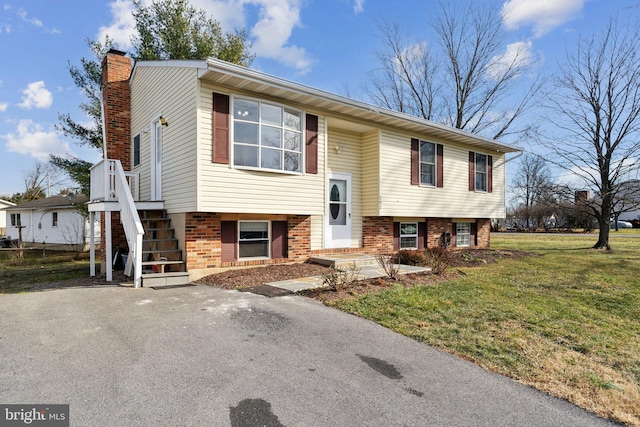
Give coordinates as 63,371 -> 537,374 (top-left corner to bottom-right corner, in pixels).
0,285 -> 615,426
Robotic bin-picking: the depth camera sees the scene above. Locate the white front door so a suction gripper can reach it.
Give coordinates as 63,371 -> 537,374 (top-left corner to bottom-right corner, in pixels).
326,172 -> 351,248
151,120 -> 162,200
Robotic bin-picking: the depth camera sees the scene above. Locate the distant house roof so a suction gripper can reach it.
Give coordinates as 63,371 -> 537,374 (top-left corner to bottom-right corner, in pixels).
0,199 -> 16,208
3,195 -> 89,211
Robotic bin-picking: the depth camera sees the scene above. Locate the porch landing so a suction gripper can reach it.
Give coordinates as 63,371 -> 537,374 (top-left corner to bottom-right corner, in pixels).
308,253 -> 378,269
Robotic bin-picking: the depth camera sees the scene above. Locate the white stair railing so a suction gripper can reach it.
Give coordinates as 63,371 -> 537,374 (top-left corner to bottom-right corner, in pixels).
112,160 -> 144,288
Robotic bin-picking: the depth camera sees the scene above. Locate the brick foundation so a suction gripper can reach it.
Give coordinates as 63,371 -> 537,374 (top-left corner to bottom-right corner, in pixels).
184,213 -> 313,269
185,213 -> 221,270
180,214 -> 493,271
476,218 -> 490,248
362,216 -> 394,253
426,218 -> 453,248
287,215 -> 311,262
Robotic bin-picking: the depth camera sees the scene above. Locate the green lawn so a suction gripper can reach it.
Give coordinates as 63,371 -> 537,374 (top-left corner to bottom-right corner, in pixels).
331,233 -> 640,425
0,250 -> 91,293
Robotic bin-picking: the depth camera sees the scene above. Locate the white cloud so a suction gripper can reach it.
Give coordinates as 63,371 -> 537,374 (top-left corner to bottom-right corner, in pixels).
98,0 -> 312,73
486,40 -> 534,80
19,81 -> 53,110
0,102 -> 7,112
501,0 -> 585,37
97,0 -> 137,49
249,0 -> 312,73
354,0 -> 364,14
2,120 -> 72,160
17,8 -> 43,27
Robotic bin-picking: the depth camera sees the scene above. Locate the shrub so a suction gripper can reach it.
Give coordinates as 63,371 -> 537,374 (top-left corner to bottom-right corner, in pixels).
376,253 -> 400,280
394,250 -> 428,266
321,262 -> 361,291
424,247 -> 449,275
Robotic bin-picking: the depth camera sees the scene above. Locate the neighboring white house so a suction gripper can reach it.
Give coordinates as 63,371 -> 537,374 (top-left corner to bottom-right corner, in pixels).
4,195 -> 100,251
0,198 -> 16,236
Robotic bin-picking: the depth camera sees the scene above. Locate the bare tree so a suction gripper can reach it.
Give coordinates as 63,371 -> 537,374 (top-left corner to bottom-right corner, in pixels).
511,154 -> 553,229
367,1 -> 541,140
10,161 -> 63,204
543,18 -> 640,249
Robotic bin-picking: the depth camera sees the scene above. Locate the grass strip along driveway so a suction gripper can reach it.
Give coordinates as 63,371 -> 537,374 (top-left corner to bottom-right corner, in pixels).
0,251 -> 90,293
330,234 -> 640,426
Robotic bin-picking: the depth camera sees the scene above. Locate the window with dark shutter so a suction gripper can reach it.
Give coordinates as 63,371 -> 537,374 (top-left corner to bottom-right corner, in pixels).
213,93 -> 230,164
413,139 -> 444,187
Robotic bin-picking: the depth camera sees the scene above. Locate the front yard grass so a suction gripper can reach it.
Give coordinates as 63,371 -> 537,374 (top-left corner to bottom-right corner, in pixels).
0,250 -> 90,293
330,233 -> 640,426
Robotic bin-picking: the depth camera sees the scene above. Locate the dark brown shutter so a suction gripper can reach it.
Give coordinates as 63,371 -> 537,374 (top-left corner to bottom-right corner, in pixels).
305,114 -> 318,174
411,138 -> 419,185
393,222 -> 400,251
418,222 -> 426,249
436,144 -> 444,188
487,155 -> 493,193
469,151 -> 475,191
221,221 -> 237,262
470,223 -> 477,247
450,223 -> 457,248
271,221 -> 288,259
213,93 -> 230,164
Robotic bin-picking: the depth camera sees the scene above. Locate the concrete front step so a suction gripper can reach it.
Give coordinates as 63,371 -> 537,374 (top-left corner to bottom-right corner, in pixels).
309,253 -> 378,269
141,271 -> 190,287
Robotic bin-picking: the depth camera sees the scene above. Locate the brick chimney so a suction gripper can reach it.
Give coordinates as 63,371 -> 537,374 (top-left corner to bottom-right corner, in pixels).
575,190 -> 590,205
100,49 -> 132,269
101,49 -> 132,169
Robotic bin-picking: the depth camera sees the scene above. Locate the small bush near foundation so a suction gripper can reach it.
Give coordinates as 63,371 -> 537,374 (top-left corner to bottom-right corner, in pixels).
394,250 -> 428,266
424,247 -> 449,275
376,253 -> 400,280
321,262 -> 361,291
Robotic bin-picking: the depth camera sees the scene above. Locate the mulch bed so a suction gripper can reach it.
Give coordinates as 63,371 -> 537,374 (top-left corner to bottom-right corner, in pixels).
195,249 -> 532,302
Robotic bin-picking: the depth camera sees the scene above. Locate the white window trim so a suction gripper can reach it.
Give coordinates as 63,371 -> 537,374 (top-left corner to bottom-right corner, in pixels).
238,220 -> 271,260
230,95 -> 305,175
400,222 -> 419,250
10,213 -> 21,227
475,153 -> 488,193
52,212 -> 58,228
419,140 -> 436,187
456,222 -> 471,247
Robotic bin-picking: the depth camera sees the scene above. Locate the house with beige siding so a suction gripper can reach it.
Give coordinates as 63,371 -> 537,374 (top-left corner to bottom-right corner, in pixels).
89,49 -> 519,287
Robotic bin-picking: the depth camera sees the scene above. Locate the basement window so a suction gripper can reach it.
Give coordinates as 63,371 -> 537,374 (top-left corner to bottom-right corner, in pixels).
456,223 -> 471,247
238,221 -> 270,259
400,222 -> 418,249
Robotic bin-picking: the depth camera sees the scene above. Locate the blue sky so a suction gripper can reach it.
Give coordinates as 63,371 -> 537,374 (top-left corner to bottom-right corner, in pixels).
0,0 -> 636,197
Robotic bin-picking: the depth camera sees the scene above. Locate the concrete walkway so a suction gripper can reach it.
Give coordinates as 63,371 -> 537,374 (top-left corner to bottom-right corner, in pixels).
265,264 -> 430,292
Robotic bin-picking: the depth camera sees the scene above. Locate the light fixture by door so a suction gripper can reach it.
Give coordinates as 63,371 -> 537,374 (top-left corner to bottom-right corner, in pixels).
159,116 -> 169,126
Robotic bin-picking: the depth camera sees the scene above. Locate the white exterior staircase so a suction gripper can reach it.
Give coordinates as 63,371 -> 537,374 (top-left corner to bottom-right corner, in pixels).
88,159 -> 189,288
